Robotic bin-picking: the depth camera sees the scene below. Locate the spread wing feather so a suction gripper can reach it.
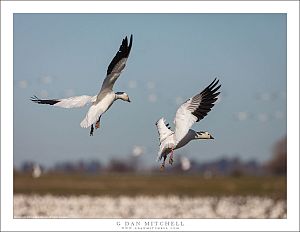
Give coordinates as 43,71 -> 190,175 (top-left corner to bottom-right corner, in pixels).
30,95 -> 96,109
174,78 -> 221,144
155,118 -> 174,144
100,35 -> 133,92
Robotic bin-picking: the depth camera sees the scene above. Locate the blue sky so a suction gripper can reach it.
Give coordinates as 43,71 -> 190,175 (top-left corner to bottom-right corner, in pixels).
13,13 -> 286,168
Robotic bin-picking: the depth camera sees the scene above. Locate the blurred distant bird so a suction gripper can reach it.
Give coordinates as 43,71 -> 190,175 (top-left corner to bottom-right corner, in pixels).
32,163 -> 42,178
155,78 -> 221,170
31,35 -> 133,136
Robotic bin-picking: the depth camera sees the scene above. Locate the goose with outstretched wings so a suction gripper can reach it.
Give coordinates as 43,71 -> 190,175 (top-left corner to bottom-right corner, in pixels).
31,35 -> 133,136
156,78 -> 221,170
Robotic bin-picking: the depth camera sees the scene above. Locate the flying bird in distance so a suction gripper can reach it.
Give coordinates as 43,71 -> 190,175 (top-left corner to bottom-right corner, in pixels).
155,78 -> 221,170
31,35 -> 133,136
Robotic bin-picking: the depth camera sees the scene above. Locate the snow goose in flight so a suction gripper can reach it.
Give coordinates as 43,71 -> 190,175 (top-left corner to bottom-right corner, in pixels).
155,78 -> 221,170
31,35 -> 133,136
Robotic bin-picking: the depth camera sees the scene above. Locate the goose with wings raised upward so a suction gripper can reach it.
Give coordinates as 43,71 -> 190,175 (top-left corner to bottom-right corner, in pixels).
31,35 -> 133,136
156,78 -> 221,170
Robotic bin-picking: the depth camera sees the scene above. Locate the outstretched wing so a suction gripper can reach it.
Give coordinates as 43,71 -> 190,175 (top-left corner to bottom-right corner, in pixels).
174,78 -> 221,144
155,118 -> 175,161
155,118 -> 174,144
100,34 -> 133,92
30,95 -> 96,109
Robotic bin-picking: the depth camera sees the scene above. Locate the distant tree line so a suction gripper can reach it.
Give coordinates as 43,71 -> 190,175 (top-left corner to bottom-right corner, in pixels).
264,136 -> 287,175
15,136 -> 287,176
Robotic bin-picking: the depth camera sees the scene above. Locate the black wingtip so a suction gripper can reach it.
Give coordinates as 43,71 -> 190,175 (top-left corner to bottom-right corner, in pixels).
128,34 -> 133,56
30,95 -> 60,105
208,79 -> 219,89
191,78 -> 221,122
130,34 -> 133,44
30,95 -> 39,102
106,34 -> 133,76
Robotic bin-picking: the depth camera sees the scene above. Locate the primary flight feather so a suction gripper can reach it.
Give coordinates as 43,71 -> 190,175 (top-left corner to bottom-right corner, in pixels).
156,78 -> 221,169
31,35 -> 133,136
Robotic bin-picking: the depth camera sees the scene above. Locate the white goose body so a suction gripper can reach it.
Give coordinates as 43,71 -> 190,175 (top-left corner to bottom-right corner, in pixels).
80,91 -> 115,128
156,78 -> 221,169
174,129 -> 199,150
31,35 -> 133,135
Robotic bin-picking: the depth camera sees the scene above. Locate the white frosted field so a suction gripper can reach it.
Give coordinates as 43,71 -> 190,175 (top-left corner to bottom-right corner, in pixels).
14,194 -> 286,219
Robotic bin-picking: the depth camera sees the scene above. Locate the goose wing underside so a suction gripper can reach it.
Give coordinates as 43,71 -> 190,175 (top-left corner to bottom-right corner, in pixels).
99,35 -> 133,93
155,118 -> 174,144
174,78 -> 221,144
31,95 -> 95,108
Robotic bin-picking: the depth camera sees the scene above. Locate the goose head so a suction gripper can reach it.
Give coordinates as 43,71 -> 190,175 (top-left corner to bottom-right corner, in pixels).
196,131 -> 214,139
116,92 -> 131,102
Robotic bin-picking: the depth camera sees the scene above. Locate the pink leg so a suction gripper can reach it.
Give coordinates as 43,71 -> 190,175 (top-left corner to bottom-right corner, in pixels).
95,116 -> 101,129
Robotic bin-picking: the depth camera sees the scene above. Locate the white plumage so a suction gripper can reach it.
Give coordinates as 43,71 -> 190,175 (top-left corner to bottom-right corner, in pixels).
80,92 -> 115,128
54,95 -> 97,109
31,35 -> 133,136
156,78 -> 221,169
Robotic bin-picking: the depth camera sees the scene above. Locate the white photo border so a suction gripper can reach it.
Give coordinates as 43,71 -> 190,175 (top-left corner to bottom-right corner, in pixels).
1,1 -> 299,231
